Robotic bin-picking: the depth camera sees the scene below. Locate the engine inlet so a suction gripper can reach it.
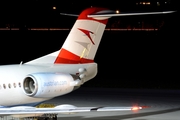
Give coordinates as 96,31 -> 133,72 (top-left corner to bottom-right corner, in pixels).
23,77 -> 36,95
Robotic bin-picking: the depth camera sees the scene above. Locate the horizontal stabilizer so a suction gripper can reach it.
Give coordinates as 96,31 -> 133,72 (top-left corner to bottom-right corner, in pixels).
60,10 -> 175,18
88,11 -> 175,17
60,13 -> 78,17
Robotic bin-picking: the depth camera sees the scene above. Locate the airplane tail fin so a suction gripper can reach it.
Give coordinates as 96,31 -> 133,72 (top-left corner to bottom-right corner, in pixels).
54,7 -> 110,64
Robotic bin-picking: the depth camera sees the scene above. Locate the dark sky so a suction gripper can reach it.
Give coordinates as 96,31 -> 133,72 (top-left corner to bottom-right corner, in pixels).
0,0 -> 179,89
0,0 -> 178,23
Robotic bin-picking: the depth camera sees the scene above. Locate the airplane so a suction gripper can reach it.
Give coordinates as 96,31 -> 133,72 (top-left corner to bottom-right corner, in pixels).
0,7 -> 174,120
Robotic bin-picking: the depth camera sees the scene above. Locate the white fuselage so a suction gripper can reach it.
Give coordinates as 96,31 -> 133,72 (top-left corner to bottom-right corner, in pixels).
0,63 -> 97,107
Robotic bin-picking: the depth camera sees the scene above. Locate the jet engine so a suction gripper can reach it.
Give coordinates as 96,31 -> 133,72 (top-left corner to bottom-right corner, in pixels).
22,72 -> 80,98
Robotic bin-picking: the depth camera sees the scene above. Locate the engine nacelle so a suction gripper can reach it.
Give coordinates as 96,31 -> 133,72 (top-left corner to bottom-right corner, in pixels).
23,72 -> 80,98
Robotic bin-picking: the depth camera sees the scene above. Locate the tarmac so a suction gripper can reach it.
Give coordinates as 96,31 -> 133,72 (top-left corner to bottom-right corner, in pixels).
46,87 -> 180,120
2,87 -> 180,120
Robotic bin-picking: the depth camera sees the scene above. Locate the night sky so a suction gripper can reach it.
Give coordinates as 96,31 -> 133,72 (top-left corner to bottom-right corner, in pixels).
0,0 -> 179,90
0,0 -> 178,27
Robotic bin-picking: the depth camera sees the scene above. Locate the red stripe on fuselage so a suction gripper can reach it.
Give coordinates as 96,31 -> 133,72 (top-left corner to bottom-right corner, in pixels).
54,48 -> 94,64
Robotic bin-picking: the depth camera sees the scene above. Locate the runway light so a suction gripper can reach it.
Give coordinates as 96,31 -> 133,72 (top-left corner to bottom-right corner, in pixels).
116,10 -> 119,14
146,2 -> 150,5
53,6 -> 56,10
157,2 -> 160,6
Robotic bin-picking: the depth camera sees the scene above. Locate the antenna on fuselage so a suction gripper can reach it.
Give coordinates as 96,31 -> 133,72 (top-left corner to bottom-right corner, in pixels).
20,61 -> 23,65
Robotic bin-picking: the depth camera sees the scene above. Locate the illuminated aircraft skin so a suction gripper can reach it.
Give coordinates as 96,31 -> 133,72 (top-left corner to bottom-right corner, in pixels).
0,7 -> 173,119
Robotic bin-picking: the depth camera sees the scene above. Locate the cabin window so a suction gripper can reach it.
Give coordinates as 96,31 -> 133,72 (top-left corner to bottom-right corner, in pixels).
3,84 -> 6,89
18,82 -> 21,87
13,83 -> 16,88
8,83 -> 11,88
